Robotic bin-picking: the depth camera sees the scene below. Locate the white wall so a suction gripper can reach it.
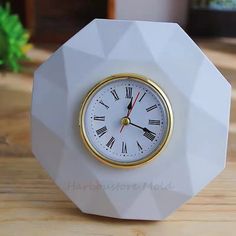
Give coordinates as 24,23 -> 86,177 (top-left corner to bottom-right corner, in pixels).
115,0 -> 189,28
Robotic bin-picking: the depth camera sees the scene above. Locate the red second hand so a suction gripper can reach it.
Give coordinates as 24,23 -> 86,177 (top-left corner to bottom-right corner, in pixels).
120,92 -> 140,133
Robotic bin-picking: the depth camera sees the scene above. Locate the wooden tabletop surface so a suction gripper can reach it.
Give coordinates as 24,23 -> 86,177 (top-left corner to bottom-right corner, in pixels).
0,38 -> 236,236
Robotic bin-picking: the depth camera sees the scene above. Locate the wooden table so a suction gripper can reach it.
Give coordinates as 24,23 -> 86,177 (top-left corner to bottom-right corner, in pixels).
0,39 -> 236,236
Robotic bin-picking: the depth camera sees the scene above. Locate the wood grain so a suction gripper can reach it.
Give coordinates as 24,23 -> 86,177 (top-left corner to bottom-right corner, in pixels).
0,38 -> 236,236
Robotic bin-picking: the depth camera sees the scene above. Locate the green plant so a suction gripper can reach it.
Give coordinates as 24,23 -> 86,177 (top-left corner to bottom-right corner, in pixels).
0,3 -> 31,72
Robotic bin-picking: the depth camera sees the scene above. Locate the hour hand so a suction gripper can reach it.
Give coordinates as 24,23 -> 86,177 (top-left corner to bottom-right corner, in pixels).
127,97 -> 133,111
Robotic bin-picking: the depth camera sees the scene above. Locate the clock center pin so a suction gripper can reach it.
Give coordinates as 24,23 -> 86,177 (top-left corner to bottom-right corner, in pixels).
121,117 -> 130,126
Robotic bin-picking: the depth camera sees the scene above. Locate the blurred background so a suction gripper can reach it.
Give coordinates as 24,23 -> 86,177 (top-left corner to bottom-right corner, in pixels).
0,0 -> 235,155
0,0 -> 236,44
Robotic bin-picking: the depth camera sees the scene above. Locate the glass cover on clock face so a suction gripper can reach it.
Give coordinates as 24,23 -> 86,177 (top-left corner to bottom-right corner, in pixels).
80,74 -> 172,168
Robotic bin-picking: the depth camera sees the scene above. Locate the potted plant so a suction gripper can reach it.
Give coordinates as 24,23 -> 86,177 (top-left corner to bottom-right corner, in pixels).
0,3 -> 31,72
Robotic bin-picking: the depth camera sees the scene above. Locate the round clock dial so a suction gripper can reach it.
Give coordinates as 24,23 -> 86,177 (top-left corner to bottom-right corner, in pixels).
79,74 -> 173,168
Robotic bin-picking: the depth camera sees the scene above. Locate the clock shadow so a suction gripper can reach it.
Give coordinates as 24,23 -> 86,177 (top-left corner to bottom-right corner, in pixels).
74,205 -> 162,223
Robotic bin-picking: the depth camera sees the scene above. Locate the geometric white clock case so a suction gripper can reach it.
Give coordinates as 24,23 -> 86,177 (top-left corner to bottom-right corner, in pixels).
31,19 -> 231,220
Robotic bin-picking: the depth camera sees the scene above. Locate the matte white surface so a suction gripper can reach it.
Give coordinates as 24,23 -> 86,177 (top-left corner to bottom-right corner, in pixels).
31,19 -> 231,220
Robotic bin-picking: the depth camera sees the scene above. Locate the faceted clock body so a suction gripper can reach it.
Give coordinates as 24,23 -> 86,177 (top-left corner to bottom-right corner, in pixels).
32,20 -> 231,220
80,74 -> 173,168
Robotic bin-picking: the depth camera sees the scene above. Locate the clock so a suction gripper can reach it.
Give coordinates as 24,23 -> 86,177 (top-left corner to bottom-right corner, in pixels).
31,19 -> 231,220
79,73 -> 173,168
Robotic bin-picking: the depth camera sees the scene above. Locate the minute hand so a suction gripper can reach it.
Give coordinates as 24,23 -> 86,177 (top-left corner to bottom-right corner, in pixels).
130,122 -> 156,135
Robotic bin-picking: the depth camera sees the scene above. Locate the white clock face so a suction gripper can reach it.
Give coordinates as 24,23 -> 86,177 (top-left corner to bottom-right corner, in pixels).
80,74 -> 172,167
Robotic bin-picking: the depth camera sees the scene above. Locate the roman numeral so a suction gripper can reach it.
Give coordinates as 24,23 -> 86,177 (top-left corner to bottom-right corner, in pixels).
99,100 -> 109,109
138,92 -> 146,102
94,116 -> 105,121
110,89 -> 119,101
148,119 -> 160,125
146,104 -> 157,112
122,142 -> 127,153
125,87 -> 132,99
136,141 -> 142,151
106,137 -> 115,149
143,132 -> 156,141
96,126 -> 107,137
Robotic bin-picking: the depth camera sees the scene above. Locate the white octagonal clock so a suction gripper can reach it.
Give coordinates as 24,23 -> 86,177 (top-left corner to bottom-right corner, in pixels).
31,19 -> 231,220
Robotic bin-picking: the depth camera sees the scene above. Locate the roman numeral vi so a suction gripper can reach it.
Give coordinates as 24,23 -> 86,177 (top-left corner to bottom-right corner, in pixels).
122,142 -> 127,153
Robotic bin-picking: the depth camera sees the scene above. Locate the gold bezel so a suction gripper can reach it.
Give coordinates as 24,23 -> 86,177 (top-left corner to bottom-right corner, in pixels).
79,73 -> 173,168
